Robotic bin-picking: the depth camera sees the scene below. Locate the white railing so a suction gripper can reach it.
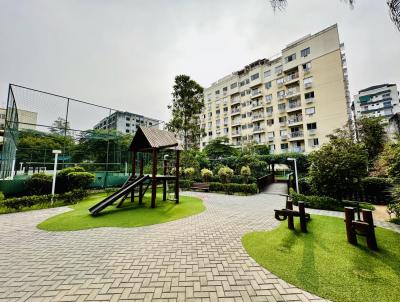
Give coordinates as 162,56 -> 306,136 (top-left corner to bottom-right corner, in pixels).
285,72 -> 299,82
289,131 -> 304,138
288,115 -> 303,124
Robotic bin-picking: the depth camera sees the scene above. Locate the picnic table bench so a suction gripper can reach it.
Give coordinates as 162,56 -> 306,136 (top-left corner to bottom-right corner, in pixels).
191,183 -> 210,192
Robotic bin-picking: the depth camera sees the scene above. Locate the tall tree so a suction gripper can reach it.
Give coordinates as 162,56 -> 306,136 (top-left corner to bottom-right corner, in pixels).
166,75 -> 204,150
203,137 -> 237,159
50,117 -> 71,135
357,116 -> 387,163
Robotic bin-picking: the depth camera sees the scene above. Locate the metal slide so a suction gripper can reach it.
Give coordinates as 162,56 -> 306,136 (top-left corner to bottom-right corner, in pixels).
89,175 -> 149,215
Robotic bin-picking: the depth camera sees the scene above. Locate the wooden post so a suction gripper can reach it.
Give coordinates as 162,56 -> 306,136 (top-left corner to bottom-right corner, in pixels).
299,201 -> 307,233
131,150 -> 136,203
151,148 -> 157,208
345,207 -> 357,245
163,159 -> 167,201
286,199 -> 294,230
175,150 -> 180,204
139,158 -> 144,204
362,210 -> 378,250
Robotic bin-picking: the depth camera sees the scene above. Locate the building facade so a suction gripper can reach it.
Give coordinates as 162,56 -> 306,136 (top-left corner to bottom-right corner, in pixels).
353,84 -> 399,122
0,108 -> 38,130
93,111 -> 160,134
199,24 -> 351,153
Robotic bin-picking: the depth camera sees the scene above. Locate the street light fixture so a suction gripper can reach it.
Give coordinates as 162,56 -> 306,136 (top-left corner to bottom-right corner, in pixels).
51,150 -> 62,204
287,157 -> 299,193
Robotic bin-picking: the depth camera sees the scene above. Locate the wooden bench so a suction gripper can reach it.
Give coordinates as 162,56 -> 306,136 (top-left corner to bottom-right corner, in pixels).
191,183 -> 210,192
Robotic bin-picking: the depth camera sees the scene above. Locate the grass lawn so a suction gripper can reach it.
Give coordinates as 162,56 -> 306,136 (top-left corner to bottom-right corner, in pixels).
242,215 -> 400,302
38,192 -> 205,231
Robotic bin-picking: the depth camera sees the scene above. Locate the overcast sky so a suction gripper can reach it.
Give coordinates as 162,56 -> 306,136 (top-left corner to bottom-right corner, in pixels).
0,0 -> 399,125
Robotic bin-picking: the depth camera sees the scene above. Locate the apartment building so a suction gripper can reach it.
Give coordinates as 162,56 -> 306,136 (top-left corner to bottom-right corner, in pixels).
353,84 -> 399,120
199,24 -> 350,153
0,108 -> 38,130
93,111 -> 160,134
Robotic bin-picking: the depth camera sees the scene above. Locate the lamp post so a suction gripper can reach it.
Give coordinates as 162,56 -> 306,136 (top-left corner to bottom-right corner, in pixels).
51,150 -> 62,204
287,157 -> 299,193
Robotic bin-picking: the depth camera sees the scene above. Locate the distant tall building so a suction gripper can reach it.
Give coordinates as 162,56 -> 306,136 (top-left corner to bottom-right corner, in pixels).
93,111 -> 160,134
353,84 -> 399,120
199,24 -> 350,153
0,108 -> 38,130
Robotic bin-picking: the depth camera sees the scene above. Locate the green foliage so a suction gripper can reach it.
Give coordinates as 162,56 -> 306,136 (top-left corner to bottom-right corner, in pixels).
217,166 -> 234,183
166,75 -> 204,150
357,116 -> 387,163
61,189 -> 89,204
361,177 -> 393,204
208,182 -> 258,195
308,135 -> 368,200
388,185 -> 400,219
377,141 -> 400,182
2,194 -> 53,210
179,180 -> 194,189
56,166 -> 86,193
200,168 -> 213,182
289,188 -> 341,210
204,137 -> 237,159
183,167 -> 195,180
25,173 -> 52,195
67,172 -> 95,190
240,166 -> 251,183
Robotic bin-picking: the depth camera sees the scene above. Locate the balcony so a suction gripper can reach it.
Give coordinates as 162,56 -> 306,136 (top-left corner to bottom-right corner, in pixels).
304,82 -> 313,89
251,102 -> 264,110
289,131 -> 304,140
266,111 -> 273,117
278,107 -> 286,113
287,101 -> 302,112
277,80 -> 285,88
268,136 -> 275,142
288,115 -> 303,125
279,120 -> 287,126
231,98 -> 241,105
305,97 -> 314,104
308,129 -> 317,136
252,114 -> 265,122
291,147 -> 305,153
303,67 -> 312,75
285,87 -> 301,98
231,119 -> 241,126
285,72 -> 299,84
232,130 -> 241,137
280,134 -> 288,140
231,107 -> 241,115
251,90 -> 262,99
253,126 -> 265,133
277,94 -> 285,101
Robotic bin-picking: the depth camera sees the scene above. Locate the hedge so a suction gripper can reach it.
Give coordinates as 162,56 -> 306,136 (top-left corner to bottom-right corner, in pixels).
289,188 -> 374,211
179,180 -> 257,195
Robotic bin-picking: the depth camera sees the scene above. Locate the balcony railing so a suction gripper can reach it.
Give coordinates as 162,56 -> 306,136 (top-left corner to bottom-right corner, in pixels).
303,67 -> 312,74
253,126 -> 265,132
252,102 -> 264,109
305,97 -> 314,104
266,111 -> 273,117
288,101 -> 302,110
268,136 -> 275,142
291,147 -> 305,153
288,115 -> 303,124
231,108 -> 241,114
304,82 -> 313,89
285,87 -> 300,98
231,119 -> 241,126
280,134 -> 288,140
252,114 -> 265,121
232,130 -> 241,137
285,72 -> 299,83
289,131 -> 304,139
277,94 -> 285,101
251,90 -> 262,98
278,107 -> 286,113
308,129 -> 317,135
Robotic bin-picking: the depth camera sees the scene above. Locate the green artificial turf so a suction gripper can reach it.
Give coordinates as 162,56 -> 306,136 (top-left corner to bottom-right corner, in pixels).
38,193 -> 205,231
242,215 -> 400,302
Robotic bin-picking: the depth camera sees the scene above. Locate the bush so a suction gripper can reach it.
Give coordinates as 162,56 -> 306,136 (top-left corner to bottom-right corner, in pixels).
298,176 -> 313,195
200,168 -> 213,182
25,173 -> 52,195
56,166 -> 86,193
218,166 -> 234,183
361,177 -> 392,204
60,189 -> 89,204
290,188 -> 341,211
208,182 -> 257,195
183,167 -> 195,180
1,194 -> 53,210
179,180 -> 194,190
240,166 -> 251,184
67,172 -> 95,190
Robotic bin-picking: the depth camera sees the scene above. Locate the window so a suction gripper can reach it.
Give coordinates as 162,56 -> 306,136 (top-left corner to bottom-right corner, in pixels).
125,129 -> 130,133
305,91 -> 315,99
279,116 -> 287,123
251,73 -> 259,81
276,78 -> 284,86
302,62 -> 311,71
307,122 -> 317,130
265,81 -> 272,89
230,82 -> 237,89
275,65 -> 283,74
246,78 -> 250,84
223,87 -> 227,92
264,70 -> 271,77
208,131 -> 213,136
267,118 -> 274,126
216,109 -> 220,115
246,89 -> 251,95
301,47 -> 310,57
285,53 -> 296,63
266,106 -> 273,113
281,143 -> 288,149
242,114 -> 246,118
278,103 -> 286,111
280,130 -> 287,136
215,90 -> 220,95
247,112 -> 252,117
208,122 -> 212,128
126,117 -> 130,121
208,112 -> 212,117
309,138 -> 319,146
224,117 -> 228,124
265,94 -> 272,102
304,76 -> 313,88
240,91 -> 245,96
268,131 -> 275,138
277,90 -> 285,99
305,107 -> 316,116
223,107 -> 228,112
242,125 -> 247,130
126,123 -> 130,127
224,128 -> 229,134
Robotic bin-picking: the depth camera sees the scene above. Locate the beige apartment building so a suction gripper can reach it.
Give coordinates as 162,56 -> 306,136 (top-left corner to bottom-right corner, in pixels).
199,24 -> 351,153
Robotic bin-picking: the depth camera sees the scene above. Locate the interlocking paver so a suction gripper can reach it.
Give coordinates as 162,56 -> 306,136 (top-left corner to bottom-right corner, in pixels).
1,190 -> 398,301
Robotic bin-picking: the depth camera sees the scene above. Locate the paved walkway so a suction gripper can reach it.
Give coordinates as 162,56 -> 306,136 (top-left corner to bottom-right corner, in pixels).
0,192 -> 398,302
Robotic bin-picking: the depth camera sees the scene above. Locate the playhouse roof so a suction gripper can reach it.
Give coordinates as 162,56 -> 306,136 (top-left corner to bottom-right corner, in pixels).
129,127 -> 182,152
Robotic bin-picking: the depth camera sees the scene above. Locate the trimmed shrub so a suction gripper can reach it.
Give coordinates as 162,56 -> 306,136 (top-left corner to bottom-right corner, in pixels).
60,189 -> 89,204
218,166 -> 234,183
67,172 -> 95,190
240,166 -> 251,184
290,188 -> 341,211
56,166 -> 86,193
2,194 -> 53,210
208,182 -> 257,195
25,173 -> 52,195
183,167 -> 195,180
179,180 -> 194,190
298,176 -> 313,195
200,168 -> 213,182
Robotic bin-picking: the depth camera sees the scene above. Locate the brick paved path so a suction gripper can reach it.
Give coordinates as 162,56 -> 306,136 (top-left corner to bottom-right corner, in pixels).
0,192 -> 398,302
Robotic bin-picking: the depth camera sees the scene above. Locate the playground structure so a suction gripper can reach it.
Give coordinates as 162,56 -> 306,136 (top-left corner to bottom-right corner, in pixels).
274,196 -> 310,233
89,127 -> 182,215
344,207 -> 378,250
